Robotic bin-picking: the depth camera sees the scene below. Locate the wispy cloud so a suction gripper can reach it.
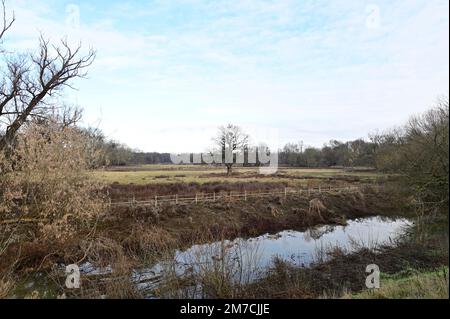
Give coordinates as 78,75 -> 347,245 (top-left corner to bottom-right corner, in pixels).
4,0 -> 449,152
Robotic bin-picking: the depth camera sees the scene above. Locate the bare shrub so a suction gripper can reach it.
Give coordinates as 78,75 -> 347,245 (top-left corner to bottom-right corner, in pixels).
0,118 -> 107,242
372,98 -> 449,211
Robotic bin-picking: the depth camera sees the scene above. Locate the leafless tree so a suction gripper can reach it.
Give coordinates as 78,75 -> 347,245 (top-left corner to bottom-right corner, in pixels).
372,97 -> 449,210
214,124 -> 249,175
0,0 -> 95,151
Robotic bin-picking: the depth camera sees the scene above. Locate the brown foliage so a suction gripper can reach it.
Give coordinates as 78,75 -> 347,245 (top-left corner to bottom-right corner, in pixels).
0,118 -> 107,242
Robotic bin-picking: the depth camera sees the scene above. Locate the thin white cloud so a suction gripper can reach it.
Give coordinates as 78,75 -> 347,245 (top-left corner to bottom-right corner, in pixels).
3,0 -> 449,152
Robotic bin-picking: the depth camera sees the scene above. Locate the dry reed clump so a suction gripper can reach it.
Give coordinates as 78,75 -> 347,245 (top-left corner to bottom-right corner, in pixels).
82,237 -> 127,270
307,198 -> 327,222
102,275 -> 143,299
0,119 -> 107,242
122,224 -> 177,260
77,237 -> 143,299
239,257 -> 316,299
74,226 -> 179,298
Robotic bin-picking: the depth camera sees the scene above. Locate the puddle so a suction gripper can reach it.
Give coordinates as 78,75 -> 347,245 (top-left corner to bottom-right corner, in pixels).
132,216 -> 412,295
10,216 -> 412,298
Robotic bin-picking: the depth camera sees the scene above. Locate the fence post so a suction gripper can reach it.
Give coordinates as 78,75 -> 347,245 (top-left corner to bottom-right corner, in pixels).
175,194 -> 178,205
244,190 -> 247,201
213,192 -> 216,202
319,185 -> 321,193
195,193 -> 198,204
154,195 -> 157,207
284,187 -> 287,199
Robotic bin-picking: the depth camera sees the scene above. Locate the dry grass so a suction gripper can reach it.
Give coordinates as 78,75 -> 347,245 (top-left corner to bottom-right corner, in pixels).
94,166 -> 385,186
106,180 -> 289,201
122,224 -> 177,263
0,278 -> 13,298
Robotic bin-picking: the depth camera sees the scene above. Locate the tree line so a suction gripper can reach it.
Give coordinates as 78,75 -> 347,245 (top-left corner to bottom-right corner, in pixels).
278,139 -> 376,168
371,98 -> 449,211
92,136 -> 377,168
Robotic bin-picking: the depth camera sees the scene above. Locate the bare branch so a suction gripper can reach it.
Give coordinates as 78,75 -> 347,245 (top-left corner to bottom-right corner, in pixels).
0,0 -> 15,41
1,20 -> 95,150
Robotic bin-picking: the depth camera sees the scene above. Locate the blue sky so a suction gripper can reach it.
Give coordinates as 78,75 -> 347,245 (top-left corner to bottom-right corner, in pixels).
5,0 -> 450,152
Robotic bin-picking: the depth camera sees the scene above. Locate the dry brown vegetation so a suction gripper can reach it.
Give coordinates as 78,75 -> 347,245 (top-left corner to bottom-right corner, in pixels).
0,123 -> 445,299
1,124 -> 405,299
0,118 -> 107,294
0,101 -> 446,300
0,119 -> 106,239
1,180 -> 407,298
107,180 -> 289,201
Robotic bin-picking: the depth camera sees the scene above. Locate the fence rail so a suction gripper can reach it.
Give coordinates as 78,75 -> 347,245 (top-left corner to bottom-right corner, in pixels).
110,185 -> 382,208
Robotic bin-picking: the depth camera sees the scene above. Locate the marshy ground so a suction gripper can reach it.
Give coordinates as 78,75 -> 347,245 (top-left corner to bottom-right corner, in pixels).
2,165 -> 448,299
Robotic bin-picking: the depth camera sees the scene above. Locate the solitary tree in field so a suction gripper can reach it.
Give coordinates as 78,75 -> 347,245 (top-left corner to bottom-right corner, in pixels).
0,0 -> 95,151
214,124 -> 249,175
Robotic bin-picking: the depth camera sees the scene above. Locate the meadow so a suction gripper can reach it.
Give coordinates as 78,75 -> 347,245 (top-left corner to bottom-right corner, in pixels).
2,162 -> 447,299
93,165 -> 386,187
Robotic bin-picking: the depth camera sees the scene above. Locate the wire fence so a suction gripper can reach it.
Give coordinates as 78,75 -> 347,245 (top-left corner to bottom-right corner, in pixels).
110,184 -> 383,208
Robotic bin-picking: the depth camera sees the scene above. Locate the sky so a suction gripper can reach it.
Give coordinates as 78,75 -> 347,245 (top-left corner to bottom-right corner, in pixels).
4,0 -> 449,152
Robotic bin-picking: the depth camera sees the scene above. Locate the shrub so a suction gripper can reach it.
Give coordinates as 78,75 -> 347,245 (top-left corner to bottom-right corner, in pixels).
0,118 -> 107,242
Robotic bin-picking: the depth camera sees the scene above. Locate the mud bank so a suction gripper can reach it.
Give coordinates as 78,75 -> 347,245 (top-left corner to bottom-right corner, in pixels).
2,187 -> 407,279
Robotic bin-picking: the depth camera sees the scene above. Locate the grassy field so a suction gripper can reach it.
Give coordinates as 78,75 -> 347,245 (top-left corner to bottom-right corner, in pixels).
93,165 -> 385,186
346,267 -> 449,299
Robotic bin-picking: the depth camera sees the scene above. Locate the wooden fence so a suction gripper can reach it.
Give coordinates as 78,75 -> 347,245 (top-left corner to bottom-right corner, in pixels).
110,185 -> 381,208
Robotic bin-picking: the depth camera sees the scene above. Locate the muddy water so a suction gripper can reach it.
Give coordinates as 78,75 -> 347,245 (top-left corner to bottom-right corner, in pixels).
132,216 -> 412,294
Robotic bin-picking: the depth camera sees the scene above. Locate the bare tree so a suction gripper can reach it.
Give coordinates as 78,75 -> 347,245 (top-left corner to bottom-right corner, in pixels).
372,97 -> 449,210
214,124 -> 249,175
0,1 -> 95,151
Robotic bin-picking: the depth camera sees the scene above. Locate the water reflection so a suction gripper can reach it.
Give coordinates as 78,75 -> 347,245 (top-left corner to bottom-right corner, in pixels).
133,216 -> 412,294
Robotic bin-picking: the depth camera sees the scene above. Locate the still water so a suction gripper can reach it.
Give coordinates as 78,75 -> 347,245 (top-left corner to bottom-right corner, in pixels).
131,216 -> 412,294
